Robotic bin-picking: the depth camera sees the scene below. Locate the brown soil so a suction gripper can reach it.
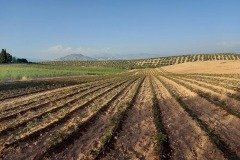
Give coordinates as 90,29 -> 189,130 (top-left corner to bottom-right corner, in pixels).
162,60 -> 240,74
1,79 -> 130,160
0,69 -> 239,160
182,76 -> 235,91
182,75 -> 240,93
0,80 -> 116,138
187,75 -> 240,82
160,76 -> 240,156
104,77 -> 158,159
172,77 -> 240,114
51,79 -> 140,159
152,76 -> 226,160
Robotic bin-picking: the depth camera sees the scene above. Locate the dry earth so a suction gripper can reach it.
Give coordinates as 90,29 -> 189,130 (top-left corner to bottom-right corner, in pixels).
0,64 -> 240,160
162,60 -> 240,74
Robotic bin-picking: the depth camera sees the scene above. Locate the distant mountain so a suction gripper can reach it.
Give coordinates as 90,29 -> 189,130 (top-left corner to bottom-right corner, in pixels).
93,53 -> 162,60
56,53 -> 160,61
57,54 -> 96,61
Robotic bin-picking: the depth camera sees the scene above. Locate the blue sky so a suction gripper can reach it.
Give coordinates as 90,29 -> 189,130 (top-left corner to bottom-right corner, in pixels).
0,0 -> 240,60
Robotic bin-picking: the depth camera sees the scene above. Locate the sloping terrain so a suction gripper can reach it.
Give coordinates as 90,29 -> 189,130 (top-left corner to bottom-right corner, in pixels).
137,53 -> 240,67
162,60 -> 240,74
43,53 -> 240,69
57,54 -> 96,61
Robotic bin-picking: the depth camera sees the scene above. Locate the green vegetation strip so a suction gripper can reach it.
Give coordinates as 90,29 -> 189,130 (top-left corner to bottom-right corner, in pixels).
0,63 -> 126,81
157,76 -> 239,160
150,76 -> 172,159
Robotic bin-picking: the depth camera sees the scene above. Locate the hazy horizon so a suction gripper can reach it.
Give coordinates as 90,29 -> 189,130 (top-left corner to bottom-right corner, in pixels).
1,0 -> 240,60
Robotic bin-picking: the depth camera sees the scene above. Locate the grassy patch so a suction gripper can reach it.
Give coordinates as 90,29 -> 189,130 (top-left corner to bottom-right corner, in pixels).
0,63 -> 126,81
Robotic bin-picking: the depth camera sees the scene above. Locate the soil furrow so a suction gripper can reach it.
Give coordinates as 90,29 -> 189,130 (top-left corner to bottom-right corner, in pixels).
0,79 -> 130,151
103,76 -> 158,159
0,79 -> 116,122
1,68 -> 239,160
1,78 -> 137,160
175,76 -> 240,99
169,76 -> 240,118
0,75 -> 104,101
0,79 -> 123,137
160,76 -> 240,157
150,76 -> 172,160
41,78 -> 141,160
153,76 -> 226,160
0,77 -> 118,113
186,74 -> 240,85
180,75 -> 240,93
94,77 -> 145,160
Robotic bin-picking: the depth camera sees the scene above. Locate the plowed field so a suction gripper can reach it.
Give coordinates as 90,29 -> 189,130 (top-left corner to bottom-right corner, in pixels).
0,69 -> 240,160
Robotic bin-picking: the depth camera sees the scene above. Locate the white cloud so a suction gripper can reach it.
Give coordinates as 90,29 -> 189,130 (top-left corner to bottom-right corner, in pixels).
44,45 -> 112,55
47,45 -> 72,53
216,41 -> 240,47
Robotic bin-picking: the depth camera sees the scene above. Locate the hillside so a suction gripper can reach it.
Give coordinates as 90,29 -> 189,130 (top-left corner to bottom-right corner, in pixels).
162,60 -> 240,74
43,53 -> 240,69
57,54 -> 95,61
137,53 -> 240,67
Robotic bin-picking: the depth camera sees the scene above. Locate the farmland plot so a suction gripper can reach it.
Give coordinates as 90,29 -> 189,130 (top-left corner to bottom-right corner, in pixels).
0,69 -> 240,160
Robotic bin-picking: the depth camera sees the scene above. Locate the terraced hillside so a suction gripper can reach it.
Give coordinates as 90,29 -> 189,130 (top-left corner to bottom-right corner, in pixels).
137,53 -> 240,67
42,53 -> 240,69
0,68 -> 240,160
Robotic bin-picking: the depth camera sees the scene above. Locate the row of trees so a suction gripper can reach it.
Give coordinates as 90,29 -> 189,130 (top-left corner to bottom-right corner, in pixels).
0,49 -> 12,63
0,49 -> 28,63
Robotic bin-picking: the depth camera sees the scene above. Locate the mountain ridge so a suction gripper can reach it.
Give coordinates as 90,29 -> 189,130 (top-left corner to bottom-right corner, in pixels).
57,53 -> 164,61
57,54 -> 96,61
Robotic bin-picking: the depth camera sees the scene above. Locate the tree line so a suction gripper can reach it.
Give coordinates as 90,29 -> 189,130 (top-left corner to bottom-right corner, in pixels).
0,49 -> 28,63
